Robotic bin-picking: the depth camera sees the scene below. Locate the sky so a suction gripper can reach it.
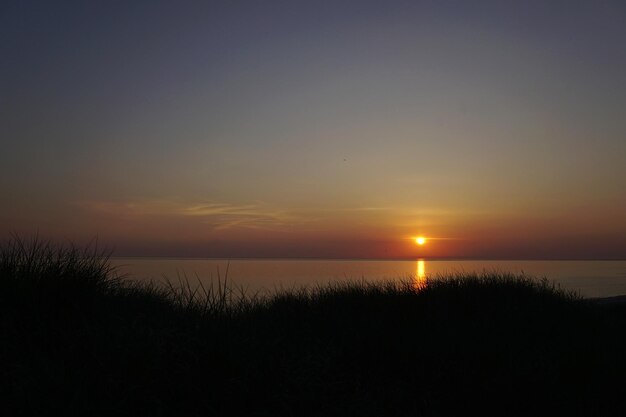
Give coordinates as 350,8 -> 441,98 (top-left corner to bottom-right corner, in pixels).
1,0 -> 625,259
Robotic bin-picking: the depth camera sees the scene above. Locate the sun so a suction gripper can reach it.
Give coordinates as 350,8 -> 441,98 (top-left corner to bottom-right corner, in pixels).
415,237 -> 426,246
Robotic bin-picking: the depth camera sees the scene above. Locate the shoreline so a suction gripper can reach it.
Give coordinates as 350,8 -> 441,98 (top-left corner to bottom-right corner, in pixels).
589,295 -> 626,305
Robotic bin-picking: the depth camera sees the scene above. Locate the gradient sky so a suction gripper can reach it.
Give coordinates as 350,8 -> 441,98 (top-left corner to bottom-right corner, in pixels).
1,0 -> 625,258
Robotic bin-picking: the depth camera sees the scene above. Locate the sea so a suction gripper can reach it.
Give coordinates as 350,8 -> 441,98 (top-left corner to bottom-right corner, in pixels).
110,258 -> 626,299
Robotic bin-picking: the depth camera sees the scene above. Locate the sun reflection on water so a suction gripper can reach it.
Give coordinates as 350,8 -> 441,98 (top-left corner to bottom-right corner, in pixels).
415,259 -> 427,289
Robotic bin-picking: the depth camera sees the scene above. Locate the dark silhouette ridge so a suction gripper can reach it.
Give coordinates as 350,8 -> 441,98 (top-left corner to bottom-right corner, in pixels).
2,236 -> 626,416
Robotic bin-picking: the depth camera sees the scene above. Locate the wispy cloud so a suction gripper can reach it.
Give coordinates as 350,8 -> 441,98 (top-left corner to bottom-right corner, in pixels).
75,200 -> 301,231
320,206 -> 392,212
76,199 -> 454,233
177,202 -> 297,230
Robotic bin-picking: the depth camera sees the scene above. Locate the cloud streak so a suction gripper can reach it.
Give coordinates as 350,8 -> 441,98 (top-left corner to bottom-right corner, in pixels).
178,202 -> 298,231
76,200 -> 302,231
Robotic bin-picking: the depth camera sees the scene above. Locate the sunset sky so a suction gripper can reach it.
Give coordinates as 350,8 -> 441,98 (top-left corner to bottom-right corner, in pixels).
2,0 -> 625,259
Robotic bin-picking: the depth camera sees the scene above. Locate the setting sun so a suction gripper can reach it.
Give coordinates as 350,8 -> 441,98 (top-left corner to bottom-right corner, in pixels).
415,237 -> 426,246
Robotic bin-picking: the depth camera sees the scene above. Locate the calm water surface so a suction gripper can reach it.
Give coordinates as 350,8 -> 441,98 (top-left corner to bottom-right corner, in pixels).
111,259 -> 626,298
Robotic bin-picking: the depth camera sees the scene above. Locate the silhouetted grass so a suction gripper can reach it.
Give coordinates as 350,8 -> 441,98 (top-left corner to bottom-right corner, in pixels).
2,236 -> 625,416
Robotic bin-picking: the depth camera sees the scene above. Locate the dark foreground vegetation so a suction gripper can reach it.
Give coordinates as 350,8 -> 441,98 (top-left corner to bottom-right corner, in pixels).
2,238 -> 626,416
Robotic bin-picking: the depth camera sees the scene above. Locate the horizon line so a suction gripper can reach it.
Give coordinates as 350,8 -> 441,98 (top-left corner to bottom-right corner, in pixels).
109,256 -> 626,262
